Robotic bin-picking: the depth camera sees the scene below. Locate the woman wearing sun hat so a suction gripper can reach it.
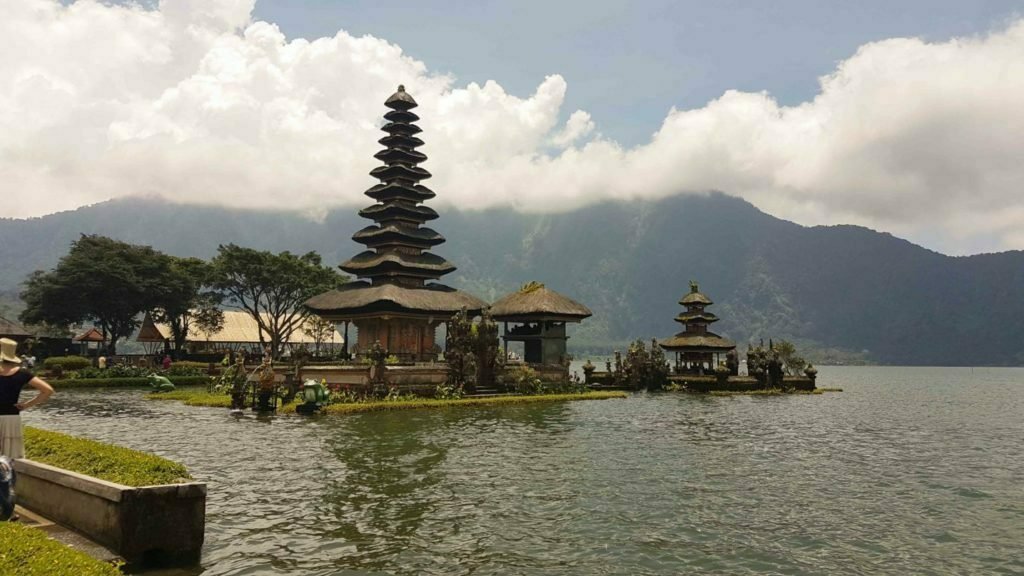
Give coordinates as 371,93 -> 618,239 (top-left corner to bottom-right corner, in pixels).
0,338 -> 54,458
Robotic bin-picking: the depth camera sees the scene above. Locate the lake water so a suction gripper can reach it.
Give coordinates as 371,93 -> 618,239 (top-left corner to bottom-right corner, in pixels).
23,367 -> 1024,575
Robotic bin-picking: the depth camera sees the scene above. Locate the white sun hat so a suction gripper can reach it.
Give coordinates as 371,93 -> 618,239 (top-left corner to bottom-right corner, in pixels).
0,338 -> 21,364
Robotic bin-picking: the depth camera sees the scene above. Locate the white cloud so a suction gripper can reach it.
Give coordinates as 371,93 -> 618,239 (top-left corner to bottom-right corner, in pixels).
2,0 -> 1023,254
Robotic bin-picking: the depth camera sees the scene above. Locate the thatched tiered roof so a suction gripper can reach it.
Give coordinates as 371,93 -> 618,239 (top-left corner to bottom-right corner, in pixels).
660,281 -> 736,353
307,85 -> 485,320
338,85 -> 456,284
490,282 -> 592,322
305,281 -> 484,318
660,332 -> 736,352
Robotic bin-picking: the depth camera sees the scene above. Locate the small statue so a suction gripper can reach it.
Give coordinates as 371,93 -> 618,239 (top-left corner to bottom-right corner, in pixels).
368,340 -> 388,386
227,356 -> 248,410
767,350 -> 784,388
254,356 -> 277,412
726,348 -> 739,376
582,359 -> 595,378
148,374 -> 176,393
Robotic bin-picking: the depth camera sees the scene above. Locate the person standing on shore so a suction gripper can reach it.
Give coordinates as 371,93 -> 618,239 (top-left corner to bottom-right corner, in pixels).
0,338 -> 55,459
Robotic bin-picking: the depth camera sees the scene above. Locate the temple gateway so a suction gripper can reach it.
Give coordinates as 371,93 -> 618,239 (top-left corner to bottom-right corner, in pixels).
306,86 -> 486,361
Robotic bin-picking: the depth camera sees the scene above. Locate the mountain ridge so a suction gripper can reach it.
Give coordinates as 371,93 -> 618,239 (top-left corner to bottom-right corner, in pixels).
1,193 -> 1021,366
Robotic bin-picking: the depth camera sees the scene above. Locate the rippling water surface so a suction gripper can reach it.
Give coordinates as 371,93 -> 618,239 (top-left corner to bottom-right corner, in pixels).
23,367 -> 1024,575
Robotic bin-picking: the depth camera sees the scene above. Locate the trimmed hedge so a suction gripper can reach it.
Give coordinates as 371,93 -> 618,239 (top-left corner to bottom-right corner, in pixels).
0,522 -> 122,575
170,360 -> 213,370
42,356 -> 92,371
24,427 -> 192,487
50,375 -> 211,388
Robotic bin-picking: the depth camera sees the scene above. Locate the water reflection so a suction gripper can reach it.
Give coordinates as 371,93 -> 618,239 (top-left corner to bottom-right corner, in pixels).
321,412 -> 448,573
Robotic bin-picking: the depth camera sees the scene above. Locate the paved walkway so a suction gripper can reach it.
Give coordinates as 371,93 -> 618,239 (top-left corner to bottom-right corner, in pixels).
13,504 -> 122,564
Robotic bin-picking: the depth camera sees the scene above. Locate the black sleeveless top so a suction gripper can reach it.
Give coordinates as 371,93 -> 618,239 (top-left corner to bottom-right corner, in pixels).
0,369 -> 33,415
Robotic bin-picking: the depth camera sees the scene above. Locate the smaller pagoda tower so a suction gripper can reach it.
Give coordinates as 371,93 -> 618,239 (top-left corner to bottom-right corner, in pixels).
660,281 -> 736,374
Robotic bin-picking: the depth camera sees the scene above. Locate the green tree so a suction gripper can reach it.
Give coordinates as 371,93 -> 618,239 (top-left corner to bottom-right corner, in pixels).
19,235 -> 170,354
303,316 -> 336,357
210,244 -> 344,360
151,257 -> 224,358
774,340 -> 807,376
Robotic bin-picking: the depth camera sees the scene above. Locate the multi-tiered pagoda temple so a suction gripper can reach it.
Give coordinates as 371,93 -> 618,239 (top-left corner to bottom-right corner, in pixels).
306,86 -> 485,361
659,281 -> 736,373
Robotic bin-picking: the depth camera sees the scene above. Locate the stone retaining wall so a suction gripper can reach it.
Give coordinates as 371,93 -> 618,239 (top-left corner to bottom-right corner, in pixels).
13,459 -> 205,566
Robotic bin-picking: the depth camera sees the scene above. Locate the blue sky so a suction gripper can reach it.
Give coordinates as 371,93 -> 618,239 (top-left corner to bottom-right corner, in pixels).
253,0 -> 1023,146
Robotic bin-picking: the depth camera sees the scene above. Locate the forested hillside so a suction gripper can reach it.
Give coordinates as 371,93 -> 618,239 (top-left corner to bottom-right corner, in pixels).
2,193 -> 1021,365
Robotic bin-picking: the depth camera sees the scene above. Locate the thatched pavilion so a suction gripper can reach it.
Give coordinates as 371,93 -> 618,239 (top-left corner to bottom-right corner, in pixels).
137,311 -> 344,356
306,86 -> 485,361
490,282 -> 592,365
660,281 -> 736,374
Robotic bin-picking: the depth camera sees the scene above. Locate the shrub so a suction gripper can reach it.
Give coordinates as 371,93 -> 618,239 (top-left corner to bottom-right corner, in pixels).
0,522 -> 122,575
171,360 -> 211,370
64,366 -> 104,379
67,364 -> 151,379
24,427 -> 191,487
543,372 -> 590,394
42,356 -> 91,371
500,364 -> 545,395
434,382 -> 464,400
165,364 -> 207,377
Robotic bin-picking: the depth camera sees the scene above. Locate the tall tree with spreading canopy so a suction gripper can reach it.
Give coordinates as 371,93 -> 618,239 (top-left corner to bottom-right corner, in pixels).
151,257 -> 224,358
19,235 -> 170,354
303,316 -> 336,357
211,244 -> 344,359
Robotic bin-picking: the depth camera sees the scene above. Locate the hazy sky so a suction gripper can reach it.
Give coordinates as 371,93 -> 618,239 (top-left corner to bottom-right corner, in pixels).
4,0 -> 1024,255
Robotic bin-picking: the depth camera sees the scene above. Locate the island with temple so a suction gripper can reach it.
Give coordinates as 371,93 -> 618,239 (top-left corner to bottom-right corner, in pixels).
582,281 -> 819,392
299,86 -> 590,395
288,86 -> 822,397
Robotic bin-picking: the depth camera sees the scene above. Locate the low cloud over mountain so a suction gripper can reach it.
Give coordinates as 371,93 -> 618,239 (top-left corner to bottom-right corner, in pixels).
2,1 -> 1024,254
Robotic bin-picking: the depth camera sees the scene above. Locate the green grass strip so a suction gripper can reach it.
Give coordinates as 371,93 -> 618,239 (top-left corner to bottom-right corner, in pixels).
708,388 -> 831,396
298,391 -> 628,414
145,390 -> 233,407
147,390 -> 627,412
24,427 -> 192,487
0,522 -> 122,576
